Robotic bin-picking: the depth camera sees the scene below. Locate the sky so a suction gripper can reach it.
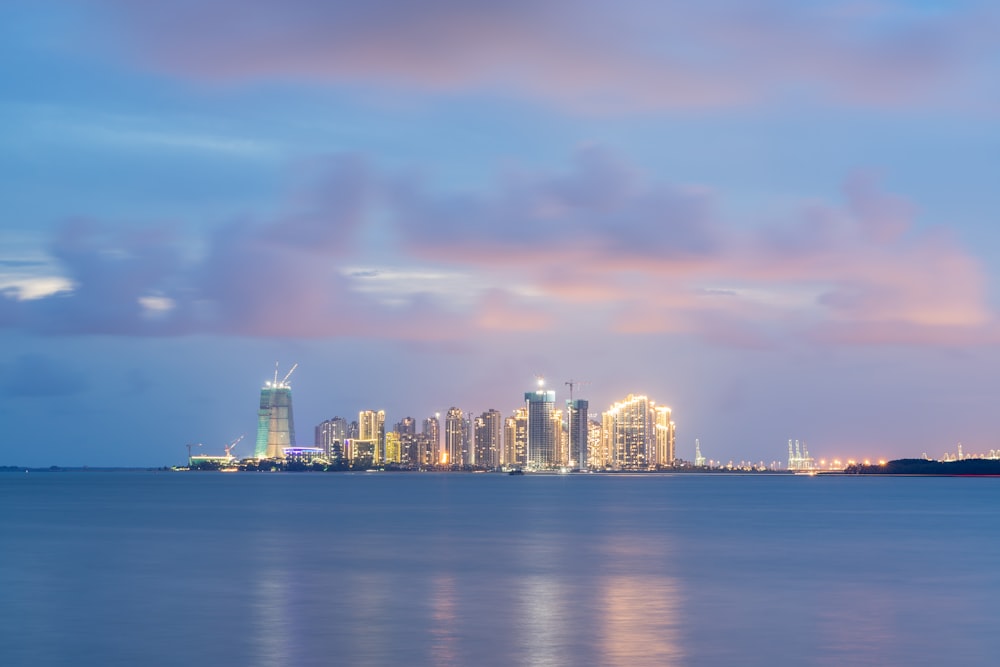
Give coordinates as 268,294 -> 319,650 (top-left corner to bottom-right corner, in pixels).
2,0 -> 1000,467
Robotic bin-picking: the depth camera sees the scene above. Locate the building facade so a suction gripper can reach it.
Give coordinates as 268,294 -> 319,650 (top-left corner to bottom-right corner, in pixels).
256,381 -> 296,459
525,387 -> 557,468
474,409 -> 503,469
567,399 -> 589,470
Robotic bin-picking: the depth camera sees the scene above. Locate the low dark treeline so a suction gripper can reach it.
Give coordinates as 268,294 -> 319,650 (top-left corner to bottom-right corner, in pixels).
847,458 -> 1000,475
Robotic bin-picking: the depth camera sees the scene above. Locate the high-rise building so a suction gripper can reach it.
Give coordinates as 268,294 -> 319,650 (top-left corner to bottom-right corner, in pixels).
552,408 -> 566,466
423,414 -> 440,465
652,405 -> 676,467
525,384 -> 557,468
358,409 -> 385,463
384,431 -> 402,464
604,394 -> 651,470
587,419 -> 604,469
504,408 -> 527,468
255,365 -> 297,459
567,399 -> 589,470
475,409 -> 503,469
395,416 -> 416,437
445,407 -> 465,467
315,416 -> 348,461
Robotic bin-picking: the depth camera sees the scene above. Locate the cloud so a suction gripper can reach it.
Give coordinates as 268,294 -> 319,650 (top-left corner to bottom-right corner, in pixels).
0,149 -> 994,348
84,0 -> 998,111
391,145 -> 720,265
0,353 -> 88,398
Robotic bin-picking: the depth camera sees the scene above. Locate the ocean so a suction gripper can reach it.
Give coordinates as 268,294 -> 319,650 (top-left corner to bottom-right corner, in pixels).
1,471 -> 997,666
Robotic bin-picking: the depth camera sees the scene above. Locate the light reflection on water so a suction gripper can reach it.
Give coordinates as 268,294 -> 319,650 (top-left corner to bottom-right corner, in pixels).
2,473 -> 1000,666
430,574 -> 459,667
601,574 -> 682,665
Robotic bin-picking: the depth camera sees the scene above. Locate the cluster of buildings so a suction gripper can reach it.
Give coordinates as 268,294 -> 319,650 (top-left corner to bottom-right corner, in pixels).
256,372 -> 677,471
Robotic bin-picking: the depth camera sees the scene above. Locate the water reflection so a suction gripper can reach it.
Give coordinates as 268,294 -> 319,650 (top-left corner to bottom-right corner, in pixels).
601,575 -> 683,665
249,534 -> 292,667
597,536 -> 684,666
430,574 -> 459,667
517,575 -> 570,667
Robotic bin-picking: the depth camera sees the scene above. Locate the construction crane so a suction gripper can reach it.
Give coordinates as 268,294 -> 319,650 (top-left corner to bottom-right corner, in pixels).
224,434 -> 245,459
280,363 -> 298,386
268,362 -> 298,388
185,442 -> 202,465
534,374 -> 546,388
564,379 -> 590,402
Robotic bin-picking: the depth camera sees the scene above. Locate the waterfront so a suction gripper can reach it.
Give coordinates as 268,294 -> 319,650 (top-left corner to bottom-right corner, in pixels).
2,472 -> 998,666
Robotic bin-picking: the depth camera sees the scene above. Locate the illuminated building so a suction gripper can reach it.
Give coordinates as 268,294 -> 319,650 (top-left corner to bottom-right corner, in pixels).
475,409 -> 502,468
395,416 -> 416,436
445,407 -> 465,467
315,416 -> 347,462
603,394 -> 651,470
348,439 -> 376,466
423,415 -> 440,465
384,431 -> 402,464
255,364 -> 297,459
587,419 -> 604,469
567,399 -> 589,469
552,408 -> 566,466
652,405 -> 675,467
283,447 -> 324,464
504,408 -> 527,467
525,382 -> 557,468
394,417 -> 417,466
359,410 -> 385,462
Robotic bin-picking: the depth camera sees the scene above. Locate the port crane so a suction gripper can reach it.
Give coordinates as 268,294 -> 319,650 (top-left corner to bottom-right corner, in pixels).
224,434 -> 245,459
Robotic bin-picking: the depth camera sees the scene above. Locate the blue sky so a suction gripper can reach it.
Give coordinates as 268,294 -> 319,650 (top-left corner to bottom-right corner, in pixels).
2,0 -> 1000,466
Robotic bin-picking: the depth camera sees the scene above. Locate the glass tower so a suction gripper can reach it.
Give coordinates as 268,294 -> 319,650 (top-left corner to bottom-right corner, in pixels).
525,388 -> 556,468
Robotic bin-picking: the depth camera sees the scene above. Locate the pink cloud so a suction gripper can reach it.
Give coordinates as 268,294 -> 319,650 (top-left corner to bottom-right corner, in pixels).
387,154 -> 995,347
3,149 -> 995,348
84,0 -> 998,111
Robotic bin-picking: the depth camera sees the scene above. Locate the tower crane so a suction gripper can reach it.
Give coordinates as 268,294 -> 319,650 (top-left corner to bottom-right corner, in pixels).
224,434 -> 245,459
564,379 -> 590,402
280,363 -> 298,387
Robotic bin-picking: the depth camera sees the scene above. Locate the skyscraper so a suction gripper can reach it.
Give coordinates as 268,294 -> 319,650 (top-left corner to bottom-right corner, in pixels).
504,408 -> 527,468
604,394 -> 650,470
358,409 -> 385,463
315,416 -> 347,461
525,383 -> 556,468
255,364 -> 297,459
445,407 -> 464,467
567,399 -> 589,469
653,405 -> 676,467
395,416 -> 416,437
423,414 -> 440,465
475,409 -> 502,469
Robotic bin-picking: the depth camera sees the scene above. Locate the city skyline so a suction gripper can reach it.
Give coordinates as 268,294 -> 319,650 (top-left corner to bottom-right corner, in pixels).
3,2 -> 1000,467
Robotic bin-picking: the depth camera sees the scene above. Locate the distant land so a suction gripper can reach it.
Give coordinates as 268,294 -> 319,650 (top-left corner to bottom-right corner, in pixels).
846,458 -> 1000,475
0,466 -> 170,473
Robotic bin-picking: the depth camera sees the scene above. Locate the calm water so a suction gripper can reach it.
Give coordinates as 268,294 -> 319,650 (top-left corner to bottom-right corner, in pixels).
1,472 -> 998,666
